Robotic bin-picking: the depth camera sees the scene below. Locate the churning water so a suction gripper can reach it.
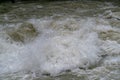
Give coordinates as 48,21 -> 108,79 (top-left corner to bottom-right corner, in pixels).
0,1 -> 120,80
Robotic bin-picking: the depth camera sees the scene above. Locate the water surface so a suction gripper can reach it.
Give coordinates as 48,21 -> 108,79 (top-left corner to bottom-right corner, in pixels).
0,1 -> 120,80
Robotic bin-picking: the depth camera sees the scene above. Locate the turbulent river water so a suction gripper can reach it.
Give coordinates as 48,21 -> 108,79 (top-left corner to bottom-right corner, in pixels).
0,1 -> 120,80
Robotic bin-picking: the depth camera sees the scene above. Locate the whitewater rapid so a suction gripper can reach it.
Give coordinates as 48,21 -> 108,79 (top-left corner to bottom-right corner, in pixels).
0,1 -> 120,80
0,17 -> 120,76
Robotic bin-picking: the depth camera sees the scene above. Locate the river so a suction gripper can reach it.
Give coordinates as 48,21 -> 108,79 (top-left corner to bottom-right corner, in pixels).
0,1 -> 120,80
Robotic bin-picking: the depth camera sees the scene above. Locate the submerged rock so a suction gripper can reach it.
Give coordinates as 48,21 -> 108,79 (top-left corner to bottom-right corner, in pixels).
6,22 -> 38,43
109,20 -> 120,28
104,11 -> 120,20
111,12 -> 120,20
99,30 -> 120,43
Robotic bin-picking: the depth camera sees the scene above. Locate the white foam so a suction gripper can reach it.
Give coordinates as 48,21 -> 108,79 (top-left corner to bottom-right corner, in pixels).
0,17 -> 120,76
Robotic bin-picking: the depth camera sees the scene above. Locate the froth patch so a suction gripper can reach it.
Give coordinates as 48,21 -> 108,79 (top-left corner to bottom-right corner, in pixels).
0,18 -> 120,76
